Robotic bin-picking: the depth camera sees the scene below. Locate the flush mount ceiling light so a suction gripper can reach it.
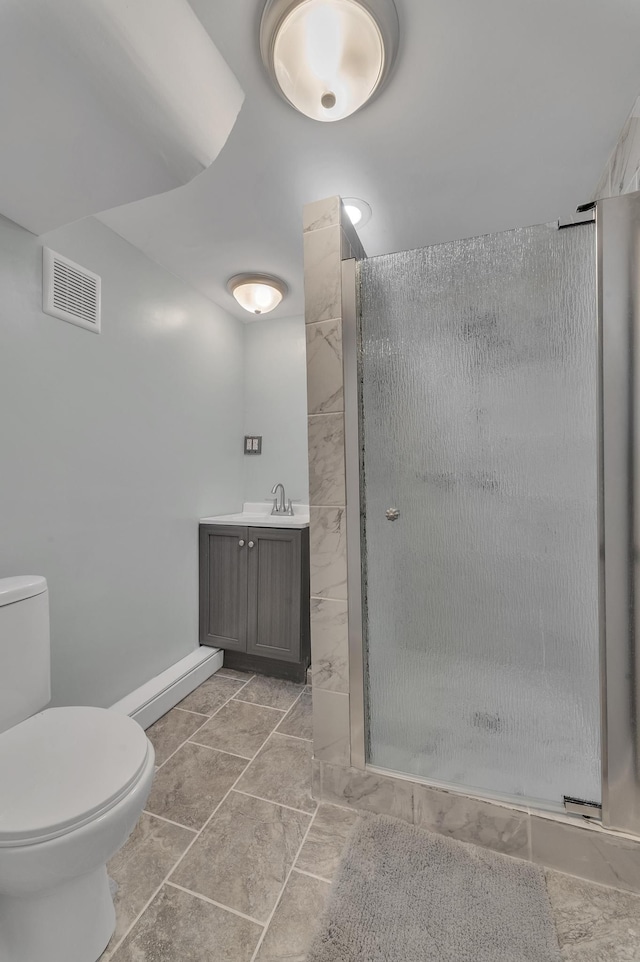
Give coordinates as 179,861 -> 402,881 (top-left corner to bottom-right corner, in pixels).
343,197 -> 372,227
260,0 -> 399,122
227,273 -> 288,315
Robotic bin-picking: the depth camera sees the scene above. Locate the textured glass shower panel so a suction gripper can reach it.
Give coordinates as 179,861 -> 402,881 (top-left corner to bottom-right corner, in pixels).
360,223 -> 600,806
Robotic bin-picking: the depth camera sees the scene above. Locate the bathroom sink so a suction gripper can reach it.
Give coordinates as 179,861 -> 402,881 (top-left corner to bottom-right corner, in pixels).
200,502 -> 310,529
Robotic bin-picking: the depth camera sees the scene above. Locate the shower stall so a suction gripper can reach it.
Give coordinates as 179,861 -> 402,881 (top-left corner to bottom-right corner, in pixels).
335,192 -> 640,836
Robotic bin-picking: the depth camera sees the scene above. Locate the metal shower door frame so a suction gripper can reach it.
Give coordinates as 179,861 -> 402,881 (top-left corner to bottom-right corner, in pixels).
598,190 -> 640,835
343,194 -> 640,836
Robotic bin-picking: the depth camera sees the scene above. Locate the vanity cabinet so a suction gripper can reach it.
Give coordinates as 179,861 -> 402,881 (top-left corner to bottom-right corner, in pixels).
199,524 -> 310,681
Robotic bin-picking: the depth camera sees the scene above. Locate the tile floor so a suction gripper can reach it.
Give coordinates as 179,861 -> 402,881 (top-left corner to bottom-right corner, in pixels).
100,668 -> 640,962
100,670 -> 350,962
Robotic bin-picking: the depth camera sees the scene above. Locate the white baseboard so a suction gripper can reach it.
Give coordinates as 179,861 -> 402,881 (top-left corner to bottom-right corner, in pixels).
110,647 -> 223,730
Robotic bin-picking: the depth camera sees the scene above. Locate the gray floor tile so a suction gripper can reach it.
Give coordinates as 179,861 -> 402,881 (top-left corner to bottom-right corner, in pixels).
107,812 -> 195,945
110,884 -> 262,962
176,675 -> 246,715
254,870 -> 330,962
235,733 -> 316,814
218,667 -> 254,681
171,791 -> 310,924
295,803 -> 359,880
99,675 -> 350,962
546,869 -> 640,961
145,742 -> 247,830
147,708 -> 208,767
190,699 -> 284,758
234,675 -> 305,711
277,690 -> 313,740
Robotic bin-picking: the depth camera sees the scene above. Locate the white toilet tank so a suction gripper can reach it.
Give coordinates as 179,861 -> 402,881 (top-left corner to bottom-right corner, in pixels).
0,576 -> 51,735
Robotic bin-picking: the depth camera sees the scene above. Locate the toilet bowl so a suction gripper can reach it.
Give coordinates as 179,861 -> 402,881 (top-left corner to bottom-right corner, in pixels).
0,577 -> 155,962
0,707 -> 155,962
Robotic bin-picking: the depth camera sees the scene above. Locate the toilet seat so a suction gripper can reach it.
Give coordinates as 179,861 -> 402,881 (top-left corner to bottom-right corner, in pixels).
0,706 -> 151,846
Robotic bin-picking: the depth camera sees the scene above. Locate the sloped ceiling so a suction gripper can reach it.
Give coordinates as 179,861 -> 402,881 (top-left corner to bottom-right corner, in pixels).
0,0 -> 243,234
99,0 -> 640,321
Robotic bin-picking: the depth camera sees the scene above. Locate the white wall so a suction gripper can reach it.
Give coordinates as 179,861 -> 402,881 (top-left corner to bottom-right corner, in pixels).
243,316 -> 309,506
0,214 -> 245,708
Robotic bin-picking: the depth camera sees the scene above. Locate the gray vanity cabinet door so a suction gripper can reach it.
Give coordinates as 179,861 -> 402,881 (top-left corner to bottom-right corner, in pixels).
199,525 -> 248,651
246,527 -> 301,662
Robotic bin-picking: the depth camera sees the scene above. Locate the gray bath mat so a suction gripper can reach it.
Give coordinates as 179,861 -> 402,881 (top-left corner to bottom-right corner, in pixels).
306,814 -> 561,962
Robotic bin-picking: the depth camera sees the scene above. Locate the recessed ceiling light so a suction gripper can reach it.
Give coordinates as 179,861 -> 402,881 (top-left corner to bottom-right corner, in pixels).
227,273 -> 288,315
343,197 -> 372,228
260,0 -> 399,123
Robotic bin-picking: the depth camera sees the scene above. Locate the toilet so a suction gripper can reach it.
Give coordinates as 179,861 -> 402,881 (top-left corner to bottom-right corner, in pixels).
0,576 -> 155,962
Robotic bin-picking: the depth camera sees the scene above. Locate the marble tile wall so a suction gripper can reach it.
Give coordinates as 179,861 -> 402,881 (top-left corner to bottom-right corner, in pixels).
530,814 -> 640,893
309,598 -> 349,693
414,782 -> 529,859
303,196 -> 363,768
593,96 -> 640,199
312,759 -> 640,893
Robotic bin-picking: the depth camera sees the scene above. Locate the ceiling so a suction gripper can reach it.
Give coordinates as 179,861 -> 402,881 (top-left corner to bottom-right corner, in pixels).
99,0 -> 640,322
0,0 -> 243,235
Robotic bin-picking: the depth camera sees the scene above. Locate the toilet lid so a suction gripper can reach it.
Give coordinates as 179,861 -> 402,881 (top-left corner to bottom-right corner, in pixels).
0,707 -> 151,845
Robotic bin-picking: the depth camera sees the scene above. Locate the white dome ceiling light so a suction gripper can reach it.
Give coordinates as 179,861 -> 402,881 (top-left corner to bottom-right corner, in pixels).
260,0 -> 399,123
227,273 -> 288,315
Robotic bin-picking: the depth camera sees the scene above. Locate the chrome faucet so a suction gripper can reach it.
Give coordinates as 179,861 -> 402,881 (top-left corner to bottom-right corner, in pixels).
271,482 -> 294,516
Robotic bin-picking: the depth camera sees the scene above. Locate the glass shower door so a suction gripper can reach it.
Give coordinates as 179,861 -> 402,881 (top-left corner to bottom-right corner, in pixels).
360,222 -> 600,807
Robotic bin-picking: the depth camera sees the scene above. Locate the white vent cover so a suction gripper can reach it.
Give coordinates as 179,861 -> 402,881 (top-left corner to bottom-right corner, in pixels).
43,248 -> 101,333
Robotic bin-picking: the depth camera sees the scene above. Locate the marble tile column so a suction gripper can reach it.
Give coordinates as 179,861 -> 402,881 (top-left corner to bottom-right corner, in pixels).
303,196 -> 364,769
593,95 -> 640,199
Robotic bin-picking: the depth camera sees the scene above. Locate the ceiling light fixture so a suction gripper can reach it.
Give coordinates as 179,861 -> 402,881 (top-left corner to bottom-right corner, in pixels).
227,273 -> 288,315
343,197 -> 372,228
260,0 -> 399,123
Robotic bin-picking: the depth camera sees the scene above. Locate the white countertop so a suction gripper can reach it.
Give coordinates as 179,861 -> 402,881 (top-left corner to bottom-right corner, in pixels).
200,502 -> 310,529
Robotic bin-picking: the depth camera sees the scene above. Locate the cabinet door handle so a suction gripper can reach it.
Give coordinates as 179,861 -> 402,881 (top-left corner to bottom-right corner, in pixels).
248,541 -> 255,548
238,539 -> 245,547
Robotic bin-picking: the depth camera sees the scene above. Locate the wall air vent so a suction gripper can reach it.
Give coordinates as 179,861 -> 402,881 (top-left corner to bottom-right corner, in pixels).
43,247 -> 101,333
